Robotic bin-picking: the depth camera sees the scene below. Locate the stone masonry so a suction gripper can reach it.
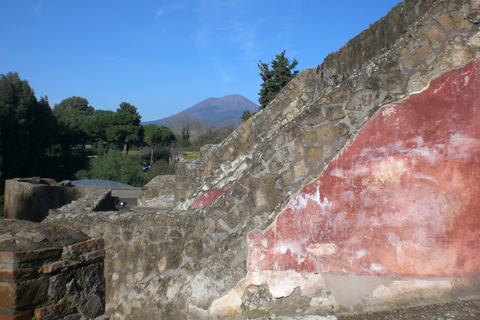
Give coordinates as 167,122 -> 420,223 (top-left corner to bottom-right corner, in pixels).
0,220 -> 107,320
44,0 -> 480,319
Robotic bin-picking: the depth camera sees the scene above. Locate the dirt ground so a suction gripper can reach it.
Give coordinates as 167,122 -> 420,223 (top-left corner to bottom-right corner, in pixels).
337,297 -> 480,320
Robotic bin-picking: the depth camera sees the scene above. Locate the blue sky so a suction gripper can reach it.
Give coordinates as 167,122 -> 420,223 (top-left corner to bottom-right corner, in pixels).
1,0 -> 401,122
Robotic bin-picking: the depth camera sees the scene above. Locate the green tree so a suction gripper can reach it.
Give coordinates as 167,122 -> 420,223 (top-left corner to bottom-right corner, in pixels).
82,110 -> 117,154
82,103 -> 143,155
258,50 -> 298,110
143,124 -> 176,165
53,96 -> 94,155
180,126 -> 190,148
53,96 -> 93,112
114,102 -> 142,156
76,154 -> 146,187
145,159 -> 175,181
241,109 -> 255,122
0,72 -> 57,179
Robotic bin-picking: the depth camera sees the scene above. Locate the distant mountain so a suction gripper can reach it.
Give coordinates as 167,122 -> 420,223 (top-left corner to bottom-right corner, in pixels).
142,94 -> 258,127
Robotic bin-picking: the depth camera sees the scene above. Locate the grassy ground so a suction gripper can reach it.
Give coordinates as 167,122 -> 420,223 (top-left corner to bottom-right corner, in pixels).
183,151 -> 200,160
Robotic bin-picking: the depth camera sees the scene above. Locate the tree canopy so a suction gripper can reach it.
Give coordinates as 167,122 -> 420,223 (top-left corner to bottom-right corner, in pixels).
241,50 -> 298,122
111,102 -> 142,155
143,124 -> 176,164
53,96 -> 95,154
258,50 -> 298,110
0,72 -> 56,179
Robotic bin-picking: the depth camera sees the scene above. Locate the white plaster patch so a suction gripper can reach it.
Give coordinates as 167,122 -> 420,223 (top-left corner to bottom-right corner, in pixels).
261,237 -> 268,248
382,106 -> 397,117
189,271 -> 225,308
307,243 -> 338,257
370,263 -> 388,273
412,173 -> 439,185
408,146 -> 440,165
206,271 -> 326,318
288,182 -> 333,214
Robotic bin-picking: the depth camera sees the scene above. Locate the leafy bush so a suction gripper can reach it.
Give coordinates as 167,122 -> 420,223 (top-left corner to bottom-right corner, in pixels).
75,154 -> 147,187
145,159 -> 175,181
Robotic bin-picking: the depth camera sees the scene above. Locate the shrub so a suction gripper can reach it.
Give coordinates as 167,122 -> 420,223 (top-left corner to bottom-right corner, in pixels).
146,159 -> 175,181
75,154 -> 147,187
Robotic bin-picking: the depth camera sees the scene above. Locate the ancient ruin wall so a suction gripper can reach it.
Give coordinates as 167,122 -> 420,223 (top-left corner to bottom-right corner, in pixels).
0,220 -> 106,320
47,0 -> 480,318
175,0 -> 475,211
4,178 -> 111,222
186,0 -> 480,254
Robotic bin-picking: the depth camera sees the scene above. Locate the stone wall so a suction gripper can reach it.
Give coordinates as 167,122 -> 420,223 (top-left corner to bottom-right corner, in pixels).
137,175 -> 175,209
0,220 -> 106,320
4,178 -> 111,222
46,0 -> 480,319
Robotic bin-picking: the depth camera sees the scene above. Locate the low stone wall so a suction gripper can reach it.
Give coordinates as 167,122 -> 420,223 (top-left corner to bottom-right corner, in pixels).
50,189 -> 112,215
45,209 -> 210,319
4,178 -> 79,222
4,178 -> 112,222
0,219 -> 106,320
137,175 -> 175,208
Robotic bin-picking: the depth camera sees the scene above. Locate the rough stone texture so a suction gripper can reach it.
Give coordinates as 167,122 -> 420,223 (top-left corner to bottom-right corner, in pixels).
44,0 -> 480,319
248,61 -> 480,277
4,179 -> 79,222
0,220 -> 89,252
49,189 -> 112,216
137,175 -> 175,208
4,178 -> 112,222
0,220 -> 106,320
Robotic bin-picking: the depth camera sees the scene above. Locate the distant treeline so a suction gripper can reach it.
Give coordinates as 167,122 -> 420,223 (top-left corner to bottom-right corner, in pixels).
0,72 -> 235,191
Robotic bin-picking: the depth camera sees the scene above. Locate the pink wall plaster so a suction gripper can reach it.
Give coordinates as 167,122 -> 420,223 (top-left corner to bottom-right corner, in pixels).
248,61 -> 480,278
190,186 -> 230,209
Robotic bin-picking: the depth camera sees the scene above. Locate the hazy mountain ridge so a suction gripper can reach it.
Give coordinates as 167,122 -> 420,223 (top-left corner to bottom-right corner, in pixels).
142,94 -> 258,127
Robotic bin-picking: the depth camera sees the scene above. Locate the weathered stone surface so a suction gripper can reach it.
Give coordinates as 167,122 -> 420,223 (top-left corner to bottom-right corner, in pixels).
241,285 -> 273,318
307,146 -> 323,166
416,43 -> 435,61
248,62 -> 480,277
0,220 -> 89,252
427,25 -> 446,45
316,124 -> 336,141
325,106 -> 345,121
451,12 -> 470,30
185,241 -> 203,258
334,123 -> 349,137
302,127 -> 317,145
437,14 -> 456,32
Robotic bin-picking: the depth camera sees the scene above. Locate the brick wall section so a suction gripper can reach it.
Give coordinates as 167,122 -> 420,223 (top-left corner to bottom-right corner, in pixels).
0,220 -> 107,320
46,0 -> 480,318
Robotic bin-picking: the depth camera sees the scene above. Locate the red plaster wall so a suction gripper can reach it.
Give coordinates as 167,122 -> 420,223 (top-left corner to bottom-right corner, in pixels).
190,186 -> 229,209
248,61 -> 480,278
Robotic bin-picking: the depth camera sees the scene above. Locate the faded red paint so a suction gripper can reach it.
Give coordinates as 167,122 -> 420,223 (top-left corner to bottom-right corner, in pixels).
190,186 -> 229,209
248,61 -> 480,277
